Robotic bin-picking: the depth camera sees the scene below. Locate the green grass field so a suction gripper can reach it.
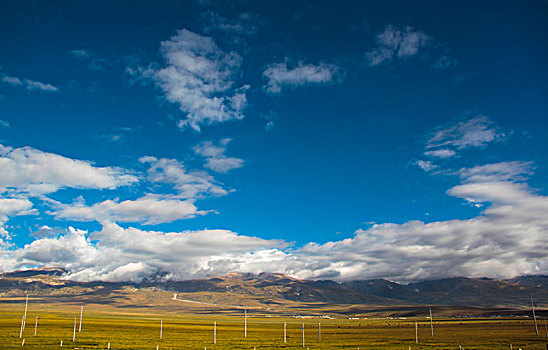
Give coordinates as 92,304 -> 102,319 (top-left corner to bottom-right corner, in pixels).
1,304 -> 547,349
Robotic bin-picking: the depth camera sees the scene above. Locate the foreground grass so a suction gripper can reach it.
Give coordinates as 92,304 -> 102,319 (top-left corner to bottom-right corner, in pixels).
1,305 -> 547,349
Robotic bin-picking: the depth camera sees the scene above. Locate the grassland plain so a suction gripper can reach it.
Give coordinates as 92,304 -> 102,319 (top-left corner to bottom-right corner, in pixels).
1,303 -> 548,350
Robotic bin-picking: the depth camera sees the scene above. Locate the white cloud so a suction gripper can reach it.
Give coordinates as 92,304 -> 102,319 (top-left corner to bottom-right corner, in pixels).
137,29 -> 249,131
139,156 -> 229,199
193,138 -> 244,173
3,161 -> 548,283
367,25 -> 429,66
0,138 -> 545,283
0,144 -> 138,241
93,262 -> 158,283
263,61 -> 340,94
51,194 -> 209,225
30,226 -> 68,239
415,160 -> 437,172
1,74 -> 58,92
424,149 -> 456,159
0,197 -> 34,241
0,143 -> 232,231
0,198 -> 33,224
0,223 -> 287,282
205,157 -> 244,174
12,227 -> 97,269
0,144 -> 137,195
457,161 -> 533,183
448,181 -> 531,205
287,162 -> 548,282
427,115 -> 503,150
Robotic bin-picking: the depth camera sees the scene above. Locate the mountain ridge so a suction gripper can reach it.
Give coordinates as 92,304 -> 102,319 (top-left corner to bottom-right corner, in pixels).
1,269 -> 547,312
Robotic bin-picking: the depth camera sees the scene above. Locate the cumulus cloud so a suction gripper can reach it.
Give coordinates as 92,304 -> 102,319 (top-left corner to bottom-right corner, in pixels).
0,198 -> 34,224
36,152 -> 232,226
193,138 -> 244,173
51,195 -> 209,225
427,115 -> 503,150
0,144 -> 137,195
263,61 -> 340,94
0,142 -> 237,246
10,227 -> 97,270
367,25 -> 429,66
136,29 -> 249,131
1,74 -> 58,92
0,222 -> 287,282
139,156 -> 229,199
0,142 -> 232,231
0,144 -> 138,243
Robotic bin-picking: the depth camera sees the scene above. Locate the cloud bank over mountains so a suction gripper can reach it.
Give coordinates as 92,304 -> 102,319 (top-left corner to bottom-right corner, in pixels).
0,120 -> 546,283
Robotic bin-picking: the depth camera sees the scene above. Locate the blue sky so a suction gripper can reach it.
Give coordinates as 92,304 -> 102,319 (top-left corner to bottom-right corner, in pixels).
0,0 -> 547,282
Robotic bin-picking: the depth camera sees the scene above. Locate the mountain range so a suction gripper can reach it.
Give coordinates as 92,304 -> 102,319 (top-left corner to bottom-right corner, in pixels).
1,268 -> 547,316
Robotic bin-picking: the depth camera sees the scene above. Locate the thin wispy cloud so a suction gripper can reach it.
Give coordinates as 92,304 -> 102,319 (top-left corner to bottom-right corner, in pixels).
1,74 -> 58,92
265,120 -> 275,131
427,115 -> 503,150
424,149 -> 456,159
69,49 -> 109,71
95,126 -> 139,143
263,61 -> 340,93
457,161 -> 533,183
432,55 -> 458,70
200,11 -> 263,37
417,116 -> 506,172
